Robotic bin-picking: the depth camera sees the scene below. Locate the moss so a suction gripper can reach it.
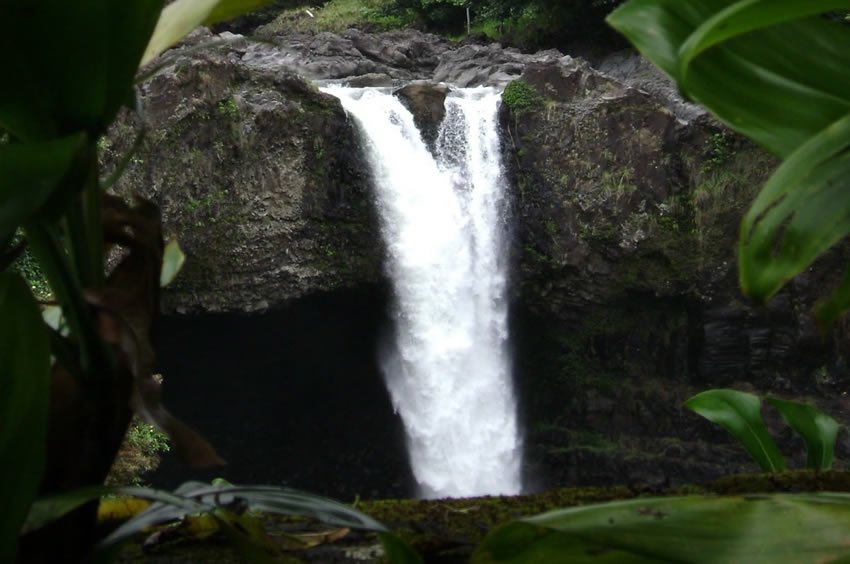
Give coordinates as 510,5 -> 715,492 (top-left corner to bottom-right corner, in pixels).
523,244 -> 551,265
106,417 -> 170,486
502,80 -> 542,114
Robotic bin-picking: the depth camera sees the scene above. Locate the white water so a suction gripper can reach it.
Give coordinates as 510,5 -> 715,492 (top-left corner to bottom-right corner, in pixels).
322,85 -> 521,498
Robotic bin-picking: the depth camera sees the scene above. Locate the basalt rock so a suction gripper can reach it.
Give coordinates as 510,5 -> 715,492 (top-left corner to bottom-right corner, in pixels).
108,45 -> 382,314
504,53 -> 850,489
394,81 -> 449,147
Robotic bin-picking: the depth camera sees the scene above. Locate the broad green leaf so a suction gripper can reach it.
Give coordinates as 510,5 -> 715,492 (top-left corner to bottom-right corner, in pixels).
160,237 -> 186,287
141,0 -> 273,66
607,1 -> 850,158
766,398 -> 841,470
0,273 -> 51,563
677,1 -> 850,86
685,389 -> 785,471
739,113 -> 850,301
608,0 -> 850,312
0,134 -> 86,243
473,494 -> 850,563
0,0 -> 163,139
378,532 -> 424,564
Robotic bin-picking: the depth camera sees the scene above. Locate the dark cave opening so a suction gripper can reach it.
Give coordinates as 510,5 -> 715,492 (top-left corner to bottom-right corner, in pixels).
149,283 -> 415,501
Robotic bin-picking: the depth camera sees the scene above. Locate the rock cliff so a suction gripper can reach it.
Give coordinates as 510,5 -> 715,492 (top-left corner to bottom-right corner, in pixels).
110,41 -> 381,314
502,53 -> 850,487
111,29 -> 850,493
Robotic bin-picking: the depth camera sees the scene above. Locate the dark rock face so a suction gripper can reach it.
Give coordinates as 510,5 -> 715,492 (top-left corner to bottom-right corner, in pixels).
504,54 -> 850,489
109,45 -> 382,314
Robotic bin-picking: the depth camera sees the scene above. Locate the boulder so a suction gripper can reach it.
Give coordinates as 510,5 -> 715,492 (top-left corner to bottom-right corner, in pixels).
394,81 -> 450,147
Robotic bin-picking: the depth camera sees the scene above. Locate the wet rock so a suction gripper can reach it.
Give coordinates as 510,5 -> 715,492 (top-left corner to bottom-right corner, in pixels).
394,81 -> 449,147
108,46 -> 383,314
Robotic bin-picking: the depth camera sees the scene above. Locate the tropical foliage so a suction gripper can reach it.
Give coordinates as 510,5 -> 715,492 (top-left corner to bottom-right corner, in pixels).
25,480 -> 419,563
0,0 -> 417,561
685,389 -> 840,472
607,0 -> 850,326
474,493 -> 850,563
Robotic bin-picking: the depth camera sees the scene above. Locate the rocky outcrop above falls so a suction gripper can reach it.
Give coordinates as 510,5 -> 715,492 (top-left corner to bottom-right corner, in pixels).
107,44 -> 382,314
239,26 -> 563,86
503,53 -> 850,487
107,29 -> 572,314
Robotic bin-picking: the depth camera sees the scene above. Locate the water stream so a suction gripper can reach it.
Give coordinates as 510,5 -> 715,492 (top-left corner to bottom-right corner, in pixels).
322,85 -> 521,498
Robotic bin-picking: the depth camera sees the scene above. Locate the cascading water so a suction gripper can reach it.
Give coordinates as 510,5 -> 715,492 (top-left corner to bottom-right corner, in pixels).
322,85 -> 521,498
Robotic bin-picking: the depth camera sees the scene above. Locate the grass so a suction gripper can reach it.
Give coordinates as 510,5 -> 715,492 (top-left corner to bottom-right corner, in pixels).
263,0 -> 412,34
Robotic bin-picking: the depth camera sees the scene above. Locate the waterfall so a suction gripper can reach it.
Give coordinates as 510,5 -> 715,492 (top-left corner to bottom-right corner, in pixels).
322,85 -> 521,498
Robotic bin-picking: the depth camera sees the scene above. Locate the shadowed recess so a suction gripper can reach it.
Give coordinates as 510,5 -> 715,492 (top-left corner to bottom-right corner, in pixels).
150,283 -> 415,500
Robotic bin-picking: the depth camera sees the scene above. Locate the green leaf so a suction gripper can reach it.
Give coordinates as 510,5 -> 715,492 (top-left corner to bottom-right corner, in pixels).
141,0 -> 273,66
0,134 -> 86,243
378,532 -> 424,564
607,0 -> 850,159
0,273 -> 51,563
685,389 -> 785,471
677,1 -> 850,87
739,113 -> 850,302
766,398 -> 841,470
29,481 -> 414,563
160,237 -> 186,287
607,0 -> 850,315
0,1 -> 164,139
473,494 -> 850,563
98,482 -> 388,555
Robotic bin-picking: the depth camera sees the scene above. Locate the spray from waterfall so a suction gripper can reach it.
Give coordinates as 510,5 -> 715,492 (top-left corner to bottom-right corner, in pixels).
322,85 -> 521,498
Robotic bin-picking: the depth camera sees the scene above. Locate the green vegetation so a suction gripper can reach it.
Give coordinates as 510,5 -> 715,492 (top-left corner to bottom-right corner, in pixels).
501,80 -> 541,113
264,0 -> 413,33
475,493 -> 850,563
686,389 -> 840,472
216,98 -> 239,116
608,0 -> 850,327
106,418 -> 171,487
389,0 -> 624,47
261,0 -> 625,47
705,131 -> 734,172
